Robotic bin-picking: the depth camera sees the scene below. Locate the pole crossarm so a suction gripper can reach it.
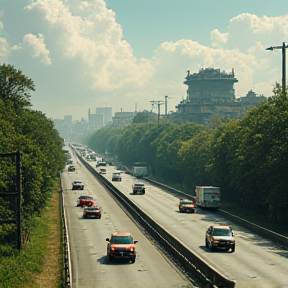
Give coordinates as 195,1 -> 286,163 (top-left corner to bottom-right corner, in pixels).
266,42 -> 287,93
266,44 -> 288,50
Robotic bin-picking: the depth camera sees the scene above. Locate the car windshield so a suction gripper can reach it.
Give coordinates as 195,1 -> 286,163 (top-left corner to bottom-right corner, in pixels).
110,236 -> 133,244
74,181 -> 82,184
135,184 -> 144,187
213,228 -> 232,236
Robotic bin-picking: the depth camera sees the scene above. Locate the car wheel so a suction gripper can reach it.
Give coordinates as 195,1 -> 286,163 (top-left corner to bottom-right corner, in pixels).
231,245 -> 235,253
205,238 -> 209,248
98,215 -> 101,219
131,257 -> 136,264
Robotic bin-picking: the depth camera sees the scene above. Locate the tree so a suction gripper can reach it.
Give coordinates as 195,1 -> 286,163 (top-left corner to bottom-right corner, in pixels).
0,64 -> 35,110
132,111 -> 157,123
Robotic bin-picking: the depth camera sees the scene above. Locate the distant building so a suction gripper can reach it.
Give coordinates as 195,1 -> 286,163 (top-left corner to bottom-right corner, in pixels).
64,115 -> 72,126
54,117 -> 88,141
88,109 -> 103,132
240,89 -> 266,106
96,107 -> 113,125
112,111 -> 135,127
174,68 -> 266,124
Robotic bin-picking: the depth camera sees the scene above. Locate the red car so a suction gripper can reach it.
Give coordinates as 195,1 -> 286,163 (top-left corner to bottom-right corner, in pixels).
77,196 -> 95,207
83,206 -> 101,219
106,232 -> 138,263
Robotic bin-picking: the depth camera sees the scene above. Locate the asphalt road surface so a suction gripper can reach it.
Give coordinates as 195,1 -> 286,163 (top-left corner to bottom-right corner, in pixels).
94,163 -> 288,288
62,149 -> 194,288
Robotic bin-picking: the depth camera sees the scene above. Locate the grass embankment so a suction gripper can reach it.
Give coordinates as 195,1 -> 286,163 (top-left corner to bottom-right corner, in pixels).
0,183 -> 64,288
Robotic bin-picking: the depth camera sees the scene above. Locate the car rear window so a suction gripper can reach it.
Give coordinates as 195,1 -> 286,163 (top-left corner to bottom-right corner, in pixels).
85,207 -> 99,211
110,236 -> 133,244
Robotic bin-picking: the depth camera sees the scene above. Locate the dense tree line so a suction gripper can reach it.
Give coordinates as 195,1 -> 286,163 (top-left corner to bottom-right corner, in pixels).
88,86 -> 288,228
0,64 -> 66,247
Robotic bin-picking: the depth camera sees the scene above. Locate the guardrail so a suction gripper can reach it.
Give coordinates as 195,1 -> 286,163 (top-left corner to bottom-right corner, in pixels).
75,150 -> 235,288
60,176 -> 72,288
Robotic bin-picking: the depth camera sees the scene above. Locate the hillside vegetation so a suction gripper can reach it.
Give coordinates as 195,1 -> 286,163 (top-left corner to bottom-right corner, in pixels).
0,64 -> 66,287
88,85 -> 288,234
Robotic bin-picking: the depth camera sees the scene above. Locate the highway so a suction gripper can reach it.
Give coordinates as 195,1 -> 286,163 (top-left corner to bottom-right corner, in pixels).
92,163 -> 288,288
62,148 -> 194,288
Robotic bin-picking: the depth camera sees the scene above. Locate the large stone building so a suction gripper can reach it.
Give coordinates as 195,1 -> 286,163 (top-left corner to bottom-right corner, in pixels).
174,68 -> 266,124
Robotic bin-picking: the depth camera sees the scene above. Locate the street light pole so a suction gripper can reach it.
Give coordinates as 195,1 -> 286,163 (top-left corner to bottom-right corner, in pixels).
282,42 -> 286,92
266,42 -> 288,94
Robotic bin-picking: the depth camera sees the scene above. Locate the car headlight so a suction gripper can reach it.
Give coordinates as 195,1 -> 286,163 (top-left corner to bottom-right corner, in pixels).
130,248 -> 134,252
111,247 -> 115,251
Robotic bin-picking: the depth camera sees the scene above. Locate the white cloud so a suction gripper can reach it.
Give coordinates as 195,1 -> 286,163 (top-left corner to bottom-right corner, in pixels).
12,33 -> 51,65
0,37 -> 10,62
0,1 -> 287,119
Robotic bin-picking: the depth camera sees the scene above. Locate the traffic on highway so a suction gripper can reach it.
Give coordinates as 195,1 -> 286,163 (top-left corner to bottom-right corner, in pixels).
63,144 -> 288,288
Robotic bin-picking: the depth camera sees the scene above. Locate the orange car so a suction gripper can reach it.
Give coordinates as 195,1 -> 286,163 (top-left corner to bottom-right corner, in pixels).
83,206 -> 101,219
179,198 -> 196,213
106,232 -> 138,263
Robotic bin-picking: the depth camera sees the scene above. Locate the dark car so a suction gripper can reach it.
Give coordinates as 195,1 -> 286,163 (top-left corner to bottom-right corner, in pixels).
132,183 -> 145,194
68,165 -> 76,172
112,172 -> 122,181
72,180 -> 84,190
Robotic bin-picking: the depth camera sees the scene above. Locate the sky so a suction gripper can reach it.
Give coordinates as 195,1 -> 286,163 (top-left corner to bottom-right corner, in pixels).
0,0 -> 288,121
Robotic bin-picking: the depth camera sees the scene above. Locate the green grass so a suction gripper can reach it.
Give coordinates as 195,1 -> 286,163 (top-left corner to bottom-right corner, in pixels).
0,184 -> 63,288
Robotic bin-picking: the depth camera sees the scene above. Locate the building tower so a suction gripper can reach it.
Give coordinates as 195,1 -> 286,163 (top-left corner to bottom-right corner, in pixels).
184,68 -> 238,101
175,68 -> 239,124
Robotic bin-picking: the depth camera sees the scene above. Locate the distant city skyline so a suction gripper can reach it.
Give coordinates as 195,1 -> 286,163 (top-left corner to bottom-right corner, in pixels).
1,0 -> 287,120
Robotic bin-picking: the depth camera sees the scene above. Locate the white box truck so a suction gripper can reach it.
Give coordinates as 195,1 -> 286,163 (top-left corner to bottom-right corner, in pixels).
195,186 -> 220,209
132,166 -> 148,178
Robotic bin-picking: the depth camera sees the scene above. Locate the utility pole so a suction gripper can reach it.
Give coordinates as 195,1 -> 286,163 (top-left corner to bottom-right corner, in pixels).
150,100 -> 164,123
266,42 -> 288,93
